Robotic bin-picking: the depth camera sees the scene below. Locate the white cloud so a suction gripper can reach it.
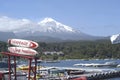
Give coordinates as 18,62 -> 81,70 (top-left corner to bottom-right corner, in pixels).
0,16 -> 32,32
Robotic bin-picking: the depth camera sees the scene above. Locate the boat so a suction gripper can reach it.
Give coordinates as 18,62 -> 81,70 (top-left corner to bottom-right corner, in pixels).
117,64 -> 120,67
73,61 -> 118,67
17,64 -> 29,70
17,64 -> 45,70
25,67 -> 69,79
67,70 -> 85,75
104,61 -> 118,67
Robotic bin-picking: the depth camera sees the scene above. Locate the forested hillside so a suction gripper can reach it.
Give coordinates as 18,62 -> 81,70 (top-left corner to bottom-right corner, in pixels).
37,40 -> 120,59
0,40 -> 120,59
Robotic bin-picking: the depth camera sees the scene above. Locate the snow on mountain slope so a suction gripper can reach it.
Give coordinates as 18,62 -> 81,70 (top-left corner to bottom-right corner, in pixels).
13,17 -> 81,37
0,16 -> 101,41
38,17 -> 76,33
0,16 -> 78,34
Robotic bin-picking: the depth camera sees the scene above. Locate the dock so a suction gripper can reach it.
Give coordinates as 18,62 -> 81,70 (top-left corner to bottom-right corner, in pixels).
0,67 -> 120,80
70,70 -> 120,80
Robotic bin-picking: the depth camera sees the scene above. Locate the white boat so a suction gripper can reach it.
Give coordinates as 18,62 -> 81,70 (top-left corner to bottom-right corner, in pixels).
73,61 -> 118,67
117,64 -> 120,67
104,61 -> 118,67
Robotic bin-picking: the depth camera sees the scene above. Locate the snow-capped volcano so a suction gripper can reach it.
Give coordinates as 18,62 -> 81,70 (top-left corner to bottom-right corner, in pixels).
13,17 -> 80,38
7,17 -> 78,36
38,17 -> 76,33
0,16 -> 80,34
0,16 -> 102,42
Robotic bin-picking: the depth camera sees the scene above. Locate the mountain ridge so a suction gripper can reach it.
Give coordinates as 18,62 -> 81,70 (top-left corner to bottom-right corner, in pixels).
0,16 -> 106,42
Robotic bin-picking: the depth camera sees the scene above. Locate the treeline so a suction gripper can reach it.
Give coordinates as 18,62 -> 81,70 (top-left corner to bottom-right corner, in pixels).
0,40 -> 120,59
37,40 -> 120,59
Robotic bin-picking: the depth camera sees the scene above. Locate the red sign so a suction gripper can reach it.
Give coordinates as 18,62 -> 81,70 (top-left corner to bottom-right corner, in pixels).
8,47 -> 38,56
8,39 -> 38,49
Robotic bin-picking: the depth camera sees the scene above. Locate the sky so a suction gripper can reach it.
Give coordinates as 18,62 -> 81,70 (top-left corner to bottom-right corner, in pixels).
0,0 -> 120,36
